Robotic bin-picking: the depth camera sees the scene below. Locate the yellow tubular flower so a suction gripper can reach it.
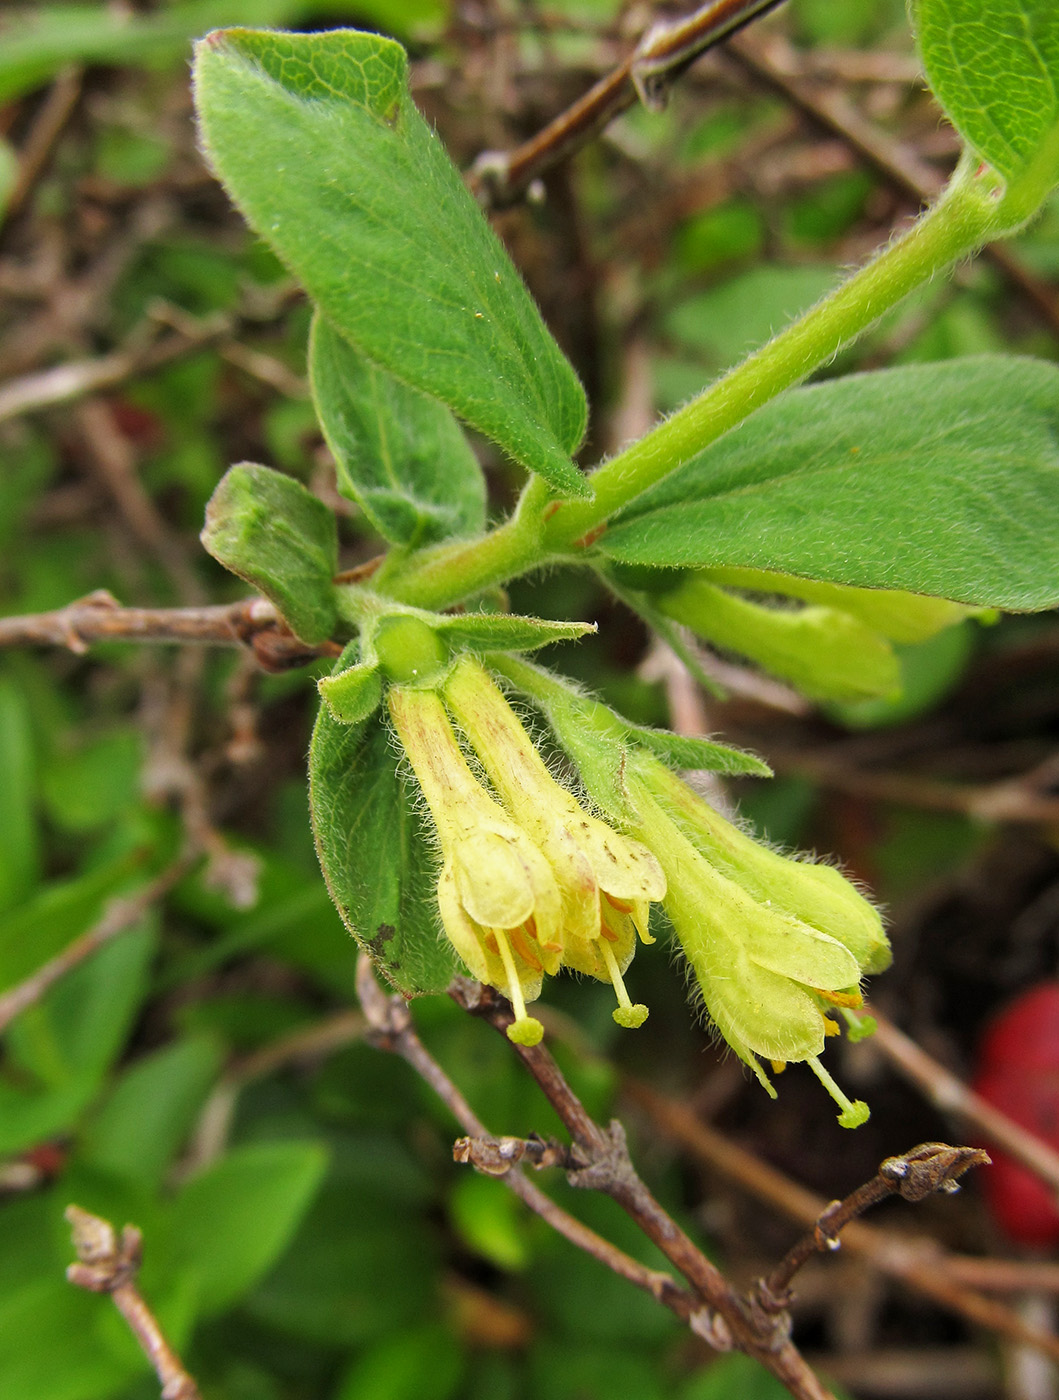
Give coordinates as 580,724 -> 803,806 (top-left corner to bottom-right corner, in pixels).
443,657 -> 666,1028
627,763 -> 871,1128
387,685 -> 562,1045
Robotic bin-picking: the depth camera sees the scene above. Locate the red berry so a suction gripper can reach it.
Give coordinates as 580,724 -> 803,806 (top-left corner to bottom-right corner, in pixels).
973,983 -> 1059,1247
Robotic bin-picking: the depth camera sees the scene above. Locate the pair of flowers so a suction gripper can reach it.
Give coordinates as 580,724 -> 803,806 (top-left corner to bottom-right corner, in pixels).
387,652 -> 889,1125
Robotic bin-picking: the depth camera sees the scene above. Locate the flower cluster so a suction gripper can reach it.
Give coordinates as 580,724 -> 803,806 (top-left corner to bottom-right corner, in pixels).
626,754 -> 887,1126
382,634 -> 889,1124
387,658 -> 665,1044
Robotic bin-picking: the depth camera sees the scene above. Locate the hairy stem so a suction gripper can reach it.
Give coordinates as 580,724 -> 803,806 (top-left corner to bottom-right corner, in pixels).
383,156 -> 1007,611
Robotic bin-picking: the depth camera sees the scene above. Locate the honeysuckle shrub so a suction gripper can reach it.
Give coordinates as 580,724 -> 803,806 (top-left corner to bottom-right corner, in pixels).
189,0 -> 1059,1124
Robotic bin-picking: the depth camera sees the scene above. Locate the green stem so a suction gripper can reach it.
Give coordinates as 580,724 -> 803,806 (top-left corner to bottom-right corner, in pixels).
542,154 -> 1002,549
380,155 -> 1010,610
383,476 -> 551,609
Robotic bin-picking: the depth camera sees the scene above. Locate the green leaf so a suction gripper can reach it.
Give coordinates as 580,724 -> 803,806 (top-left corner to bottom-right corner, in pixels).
0,926 -> 157,1155
194,28 -> 589,497
450,1173 -> 530,1271
913,0 -> 1059,182
41,728 -> 142,834
334,1324 -> 465,1400
309,706 -> 458,994
601,357 -> 1059,610
0,1277 -> 139,1400
0,0 -> 319,105
78,1037 -> 223,1192
0,675 -> 40,914
310,314 -> 486,546
201,462 -> 338,643
171,1141 -> 327,1315
0,850 -> 142,989
5,925 -> 156,1091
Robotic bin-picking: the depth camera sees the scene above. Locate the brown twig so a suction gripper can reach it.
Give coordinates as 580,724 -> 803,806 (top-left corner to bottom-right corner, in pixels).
451,977 -> 833,1400
0,324 -> 225,424
0,591 -> 341,671
769,746 -> 1059,827
65,1206 -> 201,1400
0,857 -> 194,1034
74,398 -> 205,603
625,1078 -> 1059,1363
2,66 -> 83,224
469,0 -> 787,206
868,1011 -> 1059,1198
756,1142 -> 990,1314
353,958 -> 701,1328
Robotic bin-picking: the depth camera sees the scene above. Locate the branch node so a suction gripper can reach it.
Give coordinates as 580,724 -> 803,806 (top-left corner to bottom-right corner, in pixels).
880,1142 -> 991,1203
689,1306 -> 735,1351
565,1118 -> 636,1192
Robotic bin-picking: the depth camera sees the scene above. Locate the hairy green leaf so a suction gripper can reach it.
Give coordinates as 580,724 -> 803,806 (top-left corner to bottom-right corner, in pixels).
913,0 -> 1059,182
194,28 -> 588,497
310,314 -> 485,546
601,357 -> 1059,610
310,707 -> 457,995
201,462 -> 338,644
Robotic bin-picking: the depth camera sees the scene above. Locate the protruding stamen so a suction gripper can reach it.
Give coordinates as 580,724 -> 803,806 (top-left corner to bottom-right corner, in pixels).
812,985 -> 864,1009
600,939 -> 648,1029
807,1056 -> 870,1129
494,928 -> 544,1046
840,1006 -> 878,1042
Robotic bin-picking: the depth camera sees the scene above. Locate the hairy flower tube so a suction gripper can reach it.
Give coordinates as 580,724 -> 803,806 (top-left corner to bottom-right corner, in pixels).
443,656 -> 666,1028
387,684 -> 563,1045
626,755 -> 882,1127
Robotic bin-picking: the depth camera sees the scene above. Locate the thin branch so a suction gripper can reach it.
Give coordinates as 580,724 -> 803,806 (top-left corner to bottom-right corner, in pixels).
65,1206 -> 201,1400
74,399 -> 205,603
469,0 -> 787,206
0,324 -> 224,425
352,958 -> 700,1328
2,66 -> 83,224
869,1010 -> 1059,1197
625,1077 -> 1059,1364
0,857 -> 194,1034
0,591 -> 341,671
450,977 -> 833,1400
769,746 -> 1059,826
756,1142 -> 990,1312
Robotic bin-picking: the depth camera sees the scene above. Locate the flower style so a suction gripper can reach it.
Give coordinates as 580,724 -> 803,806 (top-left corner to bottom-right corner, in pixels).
627,755 -> 885,1127
442,657 -> 666,1028
387,685 -> 562,1045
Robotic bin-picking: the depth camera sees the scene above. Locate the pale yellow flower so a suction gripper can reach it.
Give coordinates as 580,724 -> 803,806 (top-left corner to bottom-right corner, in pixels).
443,657 -> 666,1027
